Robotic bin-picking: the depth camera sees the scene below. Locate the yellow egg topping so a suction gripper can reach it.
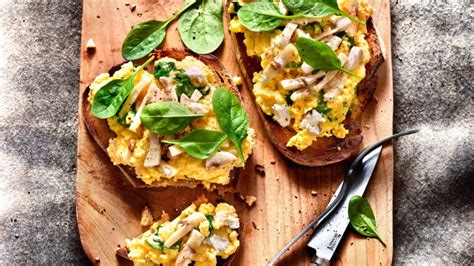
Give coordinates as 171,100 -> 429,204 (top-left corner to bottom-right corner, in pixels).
88,57 -> 254,189
126,201 -> 240,266
230,0 -> 373,150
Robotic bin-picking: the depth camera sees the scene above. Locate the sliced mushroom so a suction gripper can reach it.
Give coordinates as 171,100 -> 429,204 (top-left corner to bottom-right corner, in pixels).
301,62 -> 314,74
345,46 -> 363,70
175,230 -> 205,266
144,133 -> 161,168
186,102 -> 209,115
205,151 -> 237,170
214,211 -> 240,229
164,212 -> 206,248
273,23 -> 298,48
272,104 -> 291,127
190,89 -> 203,102
159,76 -> 178,101
278,1 -> 288,15
262,44 -> 299,82
345,0 -> 359,37
300,110 -> 326,135
159,162 -> 179,178
290,89 -> 311,102
314,17 -> 352,40
208,235 -> 230,253
185,66 -> 206,87
311,53 -> 348,93
129,84 -> 159,132
325,35 -> 343,51
280,72 -> 326,91
168,144 -> 185,158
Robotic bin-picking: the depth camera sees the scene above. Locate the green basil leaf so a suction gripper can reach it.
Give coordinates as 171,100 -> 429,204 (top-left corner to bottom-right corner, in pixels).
162,129 -> 226,159
212,88 -> 249,161
140,101 -> 203,135
91,56 -> 154,119
296,37 -> 361,77
121,0 -> 197,60
348,195 -> 385,245
154,61 -> 176,79
178,0 -> 224,54
237,2 -> 303,32
282,0 -> 364,24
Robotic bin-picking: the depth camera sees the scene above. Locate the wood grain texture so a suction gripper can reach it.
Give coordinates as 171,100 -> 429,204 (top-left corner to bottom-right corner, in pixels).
77,0 -> 393,265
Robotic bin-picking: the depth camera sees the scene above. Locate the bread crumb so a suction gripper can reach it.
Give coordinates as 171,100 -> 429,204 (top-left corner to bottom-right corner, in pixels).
311,190 -> 318,196
245,196 -> 257,206
140,206 -> 154,226
232,76 -> 242,86
193,194 -> 208,206
86,38 -> 96,53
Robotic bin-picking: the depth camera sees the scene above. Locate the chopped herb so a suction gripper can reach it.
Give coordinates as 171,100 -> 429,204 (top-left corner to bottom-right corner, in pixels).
174,70 -> 209,98
285,61 -> 303,68
206,215 -> 214,235
285,93 -> 294,105
316,94 -> 331,115
154,61 -> 176,78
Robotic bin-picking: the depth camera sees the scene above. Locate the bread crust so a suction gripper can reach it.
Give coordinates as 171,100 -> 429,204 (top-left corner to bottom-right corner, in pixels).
226,4 -> 385,166
81,49 -> 243,190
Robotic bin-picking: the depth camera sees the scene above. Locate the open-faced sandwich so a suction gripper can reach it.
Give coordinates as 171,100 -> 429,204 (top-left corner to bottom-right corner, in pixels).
227,0 -> 384,166
118,200 -> 241,265
82,49 -> 254,190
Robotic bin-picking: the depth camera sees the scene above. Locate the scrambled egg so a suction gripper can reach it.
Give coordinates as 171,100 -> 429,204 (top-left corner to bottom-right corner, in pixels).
126,202 -> 240,266
230,0 -> 373,150
88,57 -> 254,189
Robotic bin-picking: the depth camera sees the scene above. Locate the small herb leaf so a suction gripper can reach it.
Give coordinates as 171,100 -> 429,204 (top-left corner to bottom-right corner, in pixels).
282,0 -> 364,24
178,0 -> 224,54
91,56 -> 154,119
121,0 -> 196,60
161,129 -> 227,159
348,195 -> 385,245
296,37 -> 361,77
212,88 -> 249,161
237,2 -> 302,32
205,215 -> 214,235
140,102 -> 203,135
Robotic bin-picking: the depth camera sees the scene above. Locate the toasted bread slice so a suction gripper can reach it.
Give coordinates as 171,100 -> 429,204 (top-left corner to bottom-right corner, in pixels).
227,4 -> 385,166
116,197 -> 241,265
82,49 -> 248,190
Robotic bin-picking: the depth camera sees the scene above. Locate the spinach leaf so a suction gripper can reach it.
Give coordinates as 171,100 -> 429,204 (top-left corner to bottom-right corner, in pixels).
212,88 -> 249,161
295,37 -> 362,77
140,101 -> 203,135
237,2 -> 303,32
348,195 -> 385,245
145,231 -> 165,251
154,61 -> 176,78
282,0 -> 364,24
121,0 -> 196,60
91,56 -> 155,119
205,214 -> 214,235
178,0 -> 224,54
161,129 -> 227,159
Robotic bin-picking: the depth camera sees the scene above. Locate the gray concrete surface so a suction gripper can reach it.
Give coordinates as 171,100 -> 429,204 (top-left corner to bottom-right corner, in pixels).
0,0 -> 472,265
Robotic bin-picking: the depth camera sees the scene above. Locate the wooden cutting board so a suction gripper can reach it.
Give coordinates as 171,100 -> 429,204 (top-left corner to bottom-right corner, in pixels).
77,0 -> 393,265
